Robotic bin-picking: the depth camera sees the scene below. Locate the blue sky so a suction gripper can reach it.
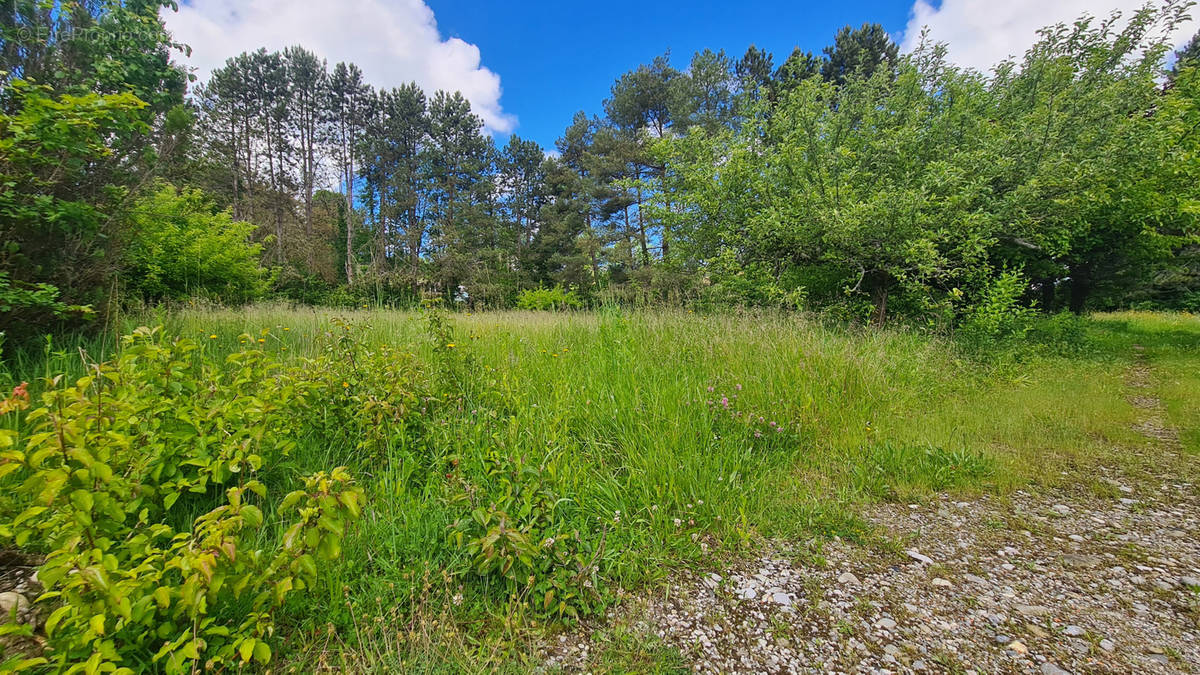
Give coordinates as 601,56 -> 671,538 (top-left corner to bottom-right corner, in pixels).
426,0 -> 913,150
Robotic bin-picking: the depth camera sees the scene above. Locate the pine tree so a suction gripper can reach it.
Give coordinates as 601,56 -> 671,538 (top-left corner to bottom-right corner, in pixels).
326,62 -> 372,283
821,23 -> 899,85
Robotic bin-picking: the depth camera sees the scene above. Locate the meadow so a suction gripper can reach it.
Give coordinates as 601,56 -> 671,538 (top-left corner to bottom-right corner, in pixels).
1,307 -> 1198,672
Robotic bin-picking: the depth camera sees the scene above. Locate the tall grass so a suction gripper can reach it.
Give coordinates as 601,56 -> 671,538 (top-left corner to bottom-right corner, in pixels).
2,306 -> 1196,670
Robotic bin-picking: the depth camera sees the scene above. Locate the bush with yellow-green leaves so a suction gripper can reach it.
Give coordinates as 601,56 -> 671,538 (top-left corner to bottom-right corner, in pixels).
0,327 -> 364,673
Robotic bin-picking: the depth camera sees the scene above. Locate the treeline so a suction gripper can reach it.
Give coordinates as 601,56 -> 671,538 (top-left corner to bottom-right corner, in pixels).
2,1 -> 1199,347
175,23 -> 917,308
182,2 -> 1200,321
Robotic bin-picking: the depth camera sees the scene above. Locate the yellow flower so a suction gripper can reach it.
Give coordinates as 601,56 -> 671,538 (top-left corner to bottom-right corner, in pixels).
342,381 -> 350,388
283,327 -> 290,331
209,334 -> 218,339
446,343 -> 456,348
257,338 -> 265,343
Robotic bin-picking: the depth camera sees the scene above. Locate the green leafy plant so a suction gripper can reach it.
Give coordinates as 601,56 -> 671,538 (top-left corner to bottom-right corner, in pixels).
446,451 -> 604,621
0,327 -> 364,673
516,286 -> 583,312
121,184 -> 272,304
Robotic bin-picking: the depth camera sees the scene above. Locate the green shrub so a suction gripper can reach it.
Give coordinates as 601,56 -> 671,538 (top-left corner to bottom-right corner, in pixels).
0,327 -> 362,673
0,273 -> 94,347
516,286 -> 582,311
957,270 -> 1038,350
446,451 -> 603,620
122,185 -> 272,304
0,79 -> 149,343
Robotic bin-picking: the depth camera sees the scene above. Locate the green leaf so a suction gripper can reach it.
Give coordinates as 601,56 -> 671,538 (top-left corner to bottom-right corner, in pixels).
238,638 -> 255,663
43,605 -> 71,637
252,640 -> 271,664
240,504 -> 263,529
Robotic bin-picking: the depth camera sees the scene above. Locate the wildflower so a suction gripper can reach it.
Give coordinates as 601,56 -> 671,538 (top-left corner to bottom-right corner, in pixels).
283,327 -> 290,331
707,386 -> 714,393
209,334 -> 218,339
721,397 -> 729,408
446,343 -> 456,348
452,593 -> 463,606
673,518 -> 682,528
257,338 -> 265,343
543,537 -> 556,547
736,384 -> 742,391
755,432 -> 762,438
342,381 -> 350,388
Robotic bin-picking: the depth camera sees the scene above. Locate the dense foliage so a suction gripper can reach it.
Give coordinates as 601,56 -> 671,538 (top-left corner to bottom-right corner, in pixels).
121,185 -> 271,303
168,4 -> 1199,320
0,328 -> 364,672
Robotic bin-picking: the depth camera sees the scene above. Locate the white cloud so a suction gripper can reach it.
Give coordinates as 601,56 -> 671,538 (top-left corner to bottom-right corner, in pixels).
162,0 -> 516,133
900,0 -> 1195,72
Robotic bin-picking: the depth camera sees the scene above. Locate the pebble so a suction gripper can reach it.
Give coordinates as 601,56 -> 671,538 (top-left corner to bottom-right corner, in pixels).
1062,554 -> 1103,569
907,549 -> 934,565
931,577 -> 952,587
837,571 -> 860,585
1015,604 -> 1052,617
1063,625 -> 1086,637
1100,638 -> 1116,652
1041,663 -> 1071,675
1007,640 -> 1029,655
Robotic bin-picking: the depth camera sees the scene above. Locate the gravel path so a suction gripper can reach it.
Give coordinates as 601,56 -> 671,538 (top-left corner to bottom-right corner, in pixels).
544,358 -> 1200,674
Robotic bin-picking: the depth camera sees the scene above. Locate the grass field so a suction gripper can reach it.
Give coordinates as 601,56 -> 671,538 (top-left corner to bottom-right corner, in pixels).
2,307 -> 1197,671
